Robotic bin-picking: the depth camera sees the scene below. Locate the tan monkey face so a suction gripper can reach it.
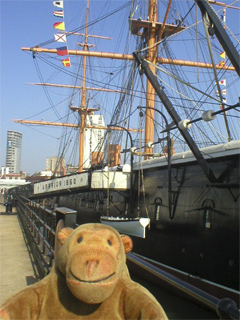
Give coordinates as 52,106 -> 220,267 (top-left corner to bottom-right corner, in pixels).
56,224 -> 132,304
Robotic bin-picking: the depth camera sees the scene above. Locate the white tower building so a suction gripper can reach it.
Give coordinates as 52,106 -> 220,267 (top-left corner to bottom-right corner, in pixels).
6,130 -> 22,174
83,114 -> 105,169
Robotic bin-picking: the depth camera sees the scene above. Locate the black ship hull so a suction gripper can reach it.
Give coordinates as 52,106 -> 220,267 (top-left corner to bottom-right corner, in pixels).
57,143 -> 239,291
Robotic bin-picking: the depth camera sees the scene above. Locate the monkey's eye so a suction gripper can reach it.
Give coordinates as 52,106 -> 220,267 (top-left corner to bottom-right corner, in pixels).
77,237 -> 83,243
107,239 -> 112,246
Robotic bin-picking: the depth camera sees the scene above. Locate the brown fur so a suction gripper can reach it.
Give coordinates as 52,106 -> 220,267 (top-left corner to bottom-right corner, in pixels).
0,223 -> 168,319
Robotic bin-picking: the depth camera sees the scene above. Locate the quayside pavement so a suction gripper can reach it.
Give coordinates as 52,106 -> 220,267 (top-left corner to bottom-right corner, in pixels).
0,204 -> 38,305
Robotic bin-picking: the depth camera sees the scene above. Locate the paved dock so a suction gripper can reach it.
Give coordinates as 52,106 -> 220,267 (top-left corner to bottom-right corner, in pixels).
0,204 -> 38,305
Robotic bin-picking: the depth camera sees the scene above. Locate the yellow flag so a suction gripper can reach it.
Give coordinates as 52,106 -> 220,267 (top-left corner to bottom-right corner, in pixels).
53,22 -> 65,31
220,51 -> 226,59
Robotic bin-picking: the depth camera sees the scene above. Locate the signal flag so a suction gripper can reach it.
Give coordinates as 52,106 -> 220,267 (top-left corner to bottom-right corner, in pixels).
53,22 -> 65,31
62,58 -> 71,67
53,1 -> 63,8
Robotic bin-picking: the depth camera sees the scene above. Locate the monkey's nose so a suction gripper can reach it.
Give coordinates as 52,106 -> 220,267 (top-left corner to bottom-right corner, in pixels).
86,260 -> 99,277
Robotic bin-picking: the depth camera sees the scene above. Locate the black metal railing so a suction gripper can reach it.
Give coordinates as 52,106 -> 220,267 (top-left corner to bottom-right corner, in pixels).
16,195 -> 56,278
15,195 -> 239,319
16,195 -> 77,278
127,253 -> 240,320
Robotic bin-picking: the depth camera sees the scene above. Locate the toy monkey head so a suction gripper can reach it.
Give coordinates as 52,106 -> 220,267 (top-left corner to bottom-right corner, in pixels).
55,223 -> 133,304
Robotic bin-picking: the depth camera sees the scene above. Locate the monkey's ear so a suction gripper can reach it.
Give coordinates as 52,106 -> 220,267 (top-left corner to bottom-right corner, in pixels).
121,235 -> 133,253
57,227 -> 74,245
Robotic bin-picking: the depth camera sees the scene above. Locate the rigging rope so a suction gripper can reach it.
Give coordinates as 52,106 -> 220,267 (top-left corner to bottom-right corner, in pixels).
33,58 -> 63,121
202,11 -> 232,141
36,2 -> 132,48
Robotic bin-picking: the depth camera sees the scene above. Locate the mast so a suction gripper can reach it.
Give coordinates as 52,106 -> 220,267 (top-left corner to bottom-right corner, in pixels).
22,47 -> 235,70
27,82 -> 126,93
145,0 -> 158,158
12,119 -> 140,132
79,0 -> 89,173
134,51 -> 217,183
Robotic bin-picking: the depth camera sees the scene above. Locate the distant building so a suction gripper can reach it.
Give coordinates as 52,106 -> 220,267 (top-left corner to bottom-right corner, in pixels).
46,156 -> 65,176
66,164 -> 78,174
0,167 -> 28,195
26,170 -> 52,184
40,170 -> 53,177
1,166 -> 9,176
83,114 -> 105,169
6,130 -> 22,174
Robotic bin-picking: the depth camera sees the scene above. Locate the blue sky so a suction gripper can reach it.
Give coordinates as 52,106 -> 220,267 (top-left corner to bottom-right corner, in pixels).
1,0 -> 239,175
1,1 -> 65,174
0,0 -> 131,174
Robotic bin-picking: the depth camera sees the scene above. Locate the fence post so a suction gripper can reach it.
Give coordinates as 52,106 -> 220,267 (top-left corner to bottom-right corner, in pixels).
55,207 -> 77,229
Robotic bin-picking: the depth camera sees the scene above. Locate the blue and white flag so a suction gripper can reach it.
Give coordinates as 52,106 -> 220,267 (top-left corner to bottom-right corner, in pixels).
53,1 -> 63,8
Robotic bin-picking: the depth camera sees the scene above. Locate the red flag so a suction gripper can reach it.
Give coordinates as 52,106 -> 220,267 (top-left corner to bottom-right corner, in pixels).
57,46 -> 68,56
62,58 -> 71,67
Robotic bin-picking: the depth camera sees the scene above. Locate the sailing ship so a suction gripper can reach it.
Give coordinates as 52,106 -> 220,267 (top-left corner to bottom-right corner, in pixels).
15,0 -> 239,297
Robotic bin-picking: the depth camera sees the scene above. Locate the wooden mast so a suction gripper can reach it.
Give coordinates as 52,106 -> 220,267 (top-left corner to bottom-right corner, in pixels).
12,119 -> 140,132
22,47 -> 234,70
144,0 -> 174,158
26,82 -> 126,93
78,0 -> 89,173
144,0 -> 158,157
